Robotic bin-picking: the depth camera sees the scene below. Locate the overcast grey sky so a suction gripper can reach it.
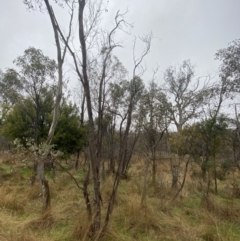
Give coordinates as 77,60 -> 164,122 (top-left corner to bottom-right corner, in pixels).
0,0 -> 240,84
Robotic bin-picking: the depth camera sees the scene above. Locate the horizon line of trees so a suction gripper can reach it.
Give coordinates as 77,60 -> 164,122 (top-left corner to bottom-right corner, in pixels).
1,0 -> 240,238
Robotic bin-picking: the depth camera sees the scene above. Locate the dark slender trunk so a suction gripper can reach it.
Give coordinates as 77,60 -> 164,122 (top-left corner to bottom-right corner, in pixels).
99,93 -> 135,238
109,156 -> 115,173
83,159 -> 92,220
31,161 -> 37,186
75,149 -> 80,171
78,1 -> 102,232
171,166 -> 179,189
201,155 -> 209,182
84,82 -> 101,234
213,154 -> 218,194
141,155 -> 150,206
201,163 -> 207,182
124,132 -> 139,175
202,141 -> 209,182
101,159 -> 105,181
108,127 -> 115,173
152,148 -> 156,186
206,172 -> 211,196
100,154 -> 124,237
172,156 -> 190,201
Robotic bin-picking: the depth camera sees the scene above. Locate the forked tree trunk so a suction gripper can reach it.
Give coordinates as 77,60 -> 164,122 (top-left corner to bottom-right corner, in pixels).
172,156 -> 190,201
44,0 -> 65,145
100,87 -> 136,238
166,131 -> 179,189
39,0 -> 70,213
100,154 -> 124,238
37,160 -> 51,211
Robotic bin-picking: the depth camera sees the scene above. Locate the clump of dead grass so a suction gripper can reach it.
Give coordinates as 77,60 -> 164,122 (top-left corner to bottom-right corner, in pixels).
1,152 -> 240,241
201,193 -> 240,222
24,211 -> 55,231
72,213 -> 92,241
26,185 -> 41,200
0,185 -> 26,214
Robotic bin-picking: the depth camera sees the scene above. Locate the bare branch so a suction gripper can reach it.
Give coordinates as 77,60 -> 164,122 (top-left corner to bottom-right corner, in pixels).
132,33 -> 152,77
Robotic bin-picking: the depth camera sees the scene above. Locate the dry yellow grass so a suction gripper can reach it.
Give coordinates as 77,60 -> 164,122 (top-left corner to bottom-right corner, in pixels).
0,153 -> 240,240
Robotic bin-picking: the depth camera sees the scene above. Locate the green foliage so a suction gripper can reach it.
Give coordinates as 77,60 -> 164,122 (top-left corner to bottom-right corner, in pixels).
0,47 -> 57,145
164,60 -> 209,131
14,47 -> 57,82
194,115 -> 229,156
0,47 -> 88,155
1,98 -> 87,155
1,96 -> 52,145
140,81 -> 169,130
52,102 -> 88,155
169,115 -> 229,159
169,125 -> 198,156
216,39 -> 240,92
0,68 -> 22,105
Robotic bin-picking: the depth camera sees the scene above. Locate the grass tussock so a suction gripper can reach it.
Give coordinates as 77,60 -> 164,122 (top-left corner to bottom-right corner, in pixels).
24,211 -> 55,231
0,185 -> 26,214
72,213 -> 92,241
1,154 -> 240,240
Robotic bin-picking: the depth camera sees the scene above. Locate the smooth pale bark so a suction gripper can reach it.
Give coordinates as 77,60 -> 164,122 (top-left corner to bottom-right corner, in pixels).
38,0 -> 70,212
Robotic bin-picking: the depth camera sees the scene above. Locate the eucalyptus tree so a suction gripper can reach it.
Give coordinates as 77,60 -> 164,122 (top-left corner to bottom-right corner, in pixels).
24,0 -> 73,212
23,0 -> 153,236
139,79 -> 170,205
100,35 -> 152,236
194,115 -> 229,195
140,80 -> 169,186
215,39 -> 240,93
0,69 -> 22,130
231,105 -> 240,170
1,95 -> 86,155
212,39 -> 240,180
193,73 -> 230,186
0,69 -> 22,106
4,47 -> 57,145
164,60 -> 209,131
1,93 -> 53,144
103,57 -> 128,173
60,6 -> 130,234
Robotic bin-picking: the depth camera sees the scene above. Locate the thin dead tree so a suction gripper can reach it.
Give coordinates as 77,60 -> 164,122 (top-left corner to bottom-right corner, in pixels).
101,33 -> 152,238
171,132 -> 193,201
233,104 -> 240,170
141,128 -> 165,206
47,1 -> 131,234
140,71 -> 169,186
200,79 -> 227,182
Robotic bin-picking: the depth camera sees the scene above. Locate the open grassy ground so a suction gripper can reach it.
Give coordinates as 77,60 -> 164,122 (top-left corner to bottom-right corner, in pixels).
0,153 -> 240,241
